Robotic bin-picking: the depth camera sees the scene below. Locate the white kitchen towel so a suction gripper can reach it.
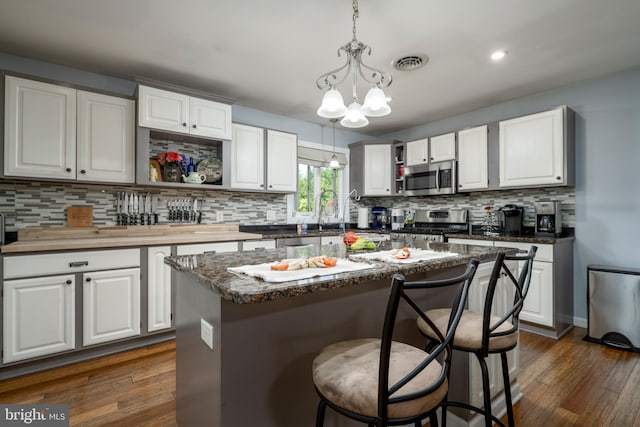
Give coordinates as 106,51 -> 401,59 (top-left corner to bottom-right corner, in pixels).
228,259 -> 375,283
349,248 -> 458,264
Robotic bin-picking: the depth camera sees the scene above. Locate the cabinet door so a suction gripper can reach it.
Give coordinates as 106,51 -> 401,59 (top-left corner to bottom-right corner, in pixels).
457,125 -> 488,191
429,132 -> 456,162
499,108 -> 564,187
364,144 -> 392,196
83,268 -> 141,346
138,85 -> 189,133
77,91 -> 135,183
147,246 -> 172,332
468,261 -> 518,408
189,98 -> 232,140
242,240 -> 277,251
231,123 -> 265,190
405,138 -> 428,166
266,129 -> 297,192
4,76 -> 77,179
519,260 -> 554,327
3,274 -> 75,363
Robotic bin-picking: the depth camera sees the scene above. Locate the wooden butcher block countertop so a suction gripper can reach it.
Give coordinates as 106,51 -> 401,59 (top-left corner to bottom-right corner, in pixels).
1,224 -> 263,254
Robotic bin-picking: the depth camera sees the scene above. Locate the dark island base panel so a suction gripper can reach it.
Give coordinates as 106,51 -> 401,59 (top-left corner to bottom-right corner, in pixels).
175,266 -> 471,427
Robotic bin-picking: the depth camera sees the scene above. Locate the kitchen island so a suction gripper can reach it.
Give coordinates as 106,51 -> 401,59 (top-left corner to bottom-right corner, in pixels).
165,240 -> 518,427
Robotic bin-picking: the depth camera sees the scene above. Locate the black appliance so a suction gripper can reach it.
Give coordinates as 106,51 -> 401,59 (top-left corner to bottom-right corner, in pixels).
404,161 -> 456,196
497,204 -> 524,236
535,201 -> 562,237
371,207 -> 388,231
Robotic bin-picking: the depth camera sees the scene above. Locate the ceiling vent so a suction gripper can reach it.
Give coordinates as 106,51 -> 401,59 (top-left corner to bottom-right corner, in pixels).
393,54 -> 429,71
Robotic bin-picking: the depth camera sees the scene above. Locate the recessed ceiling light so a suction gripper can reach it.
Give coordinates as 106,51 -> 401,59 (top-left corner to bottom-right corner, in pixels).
491,50 -> 507,61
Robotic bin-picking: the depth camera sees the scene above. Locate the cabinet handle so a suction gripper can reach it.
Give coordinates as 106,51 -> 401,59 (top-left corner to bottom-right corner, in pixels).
459,184 -> 462,188
69,261 -> 89,268
260,184 -> 264,188
203,250 -> 217,254
66,168 -> 72,173
430,157 -> 434,160
65,280 -> 72,285
192,124 -> 197,128
386,188 -> 390,192
268,185 -> 272,188
182,122 -> 188,127
556,176 -> 562,180
85,277 -> 92,282
80,169 -> 86,174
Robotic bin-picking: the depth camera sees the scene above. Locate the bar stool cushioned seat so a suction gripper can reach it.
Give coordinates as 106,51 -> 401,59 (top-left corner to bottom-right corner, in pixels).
313,338 -> 448,419
417,309 -> 518,352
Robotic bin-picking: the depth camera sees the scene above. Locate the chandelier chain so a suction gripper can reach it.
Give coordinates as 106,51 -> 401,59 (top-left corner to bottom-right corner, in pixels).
352,0 -> 359,40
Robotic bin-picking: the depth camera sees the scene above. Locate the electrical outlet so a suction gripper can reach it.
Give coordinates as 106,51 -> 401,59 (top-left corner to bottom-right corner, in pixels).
216,211 -> 224,222
200,319 -> 214,349
267,210 -> 276,221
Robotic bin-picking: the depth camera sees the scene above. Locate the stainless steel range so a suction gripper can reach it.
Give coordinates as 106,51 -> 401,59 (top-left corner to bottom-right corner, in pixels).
390,209 -> 469,243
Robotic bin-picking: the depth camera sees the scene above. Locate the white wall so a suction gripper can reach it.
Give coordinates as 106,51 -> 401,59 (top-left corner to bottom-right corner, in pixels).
382,67 -> 640,322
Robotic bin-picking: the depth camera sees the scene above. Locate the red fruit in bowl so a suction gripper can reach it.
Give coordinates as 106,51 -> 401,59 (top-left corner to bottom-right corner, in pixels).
343,231 -> 358,247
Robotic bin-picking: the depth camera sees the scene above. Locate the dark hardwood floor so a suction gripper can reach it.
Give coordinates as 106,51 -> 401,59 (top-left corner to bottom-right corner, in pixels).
0,328 -> 638,426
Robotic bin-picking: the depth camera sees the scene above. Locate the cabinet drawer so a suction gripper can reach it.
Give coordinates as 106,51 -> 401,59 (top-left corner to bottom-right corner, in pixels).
448,238 -> 494,247
242,240 -> 276,251
493,241 -> 552,262
176,242 -> 238,255
3,249 -> 141,279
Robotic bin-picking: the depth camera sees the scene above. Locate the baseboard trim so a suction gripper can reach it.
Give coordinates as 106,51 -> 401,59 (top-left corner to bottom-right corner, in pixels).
573,316 -> 587,328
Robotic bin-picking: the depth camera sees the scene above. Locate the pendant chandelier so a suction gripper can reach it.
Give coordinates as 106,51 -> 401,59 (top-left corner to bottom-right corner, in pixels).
316,0 -> 392,129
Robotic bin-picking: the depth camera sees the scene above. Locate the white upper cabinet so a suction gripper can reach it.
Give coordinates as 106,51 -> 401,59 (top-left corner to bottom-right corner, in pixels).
231,124 -> 297,193
499,108 -> 566,188
457,125 -> 488,191
364,144 -> 392,195
266,129 -> 297,192
231,123 -> 265,190
138,85 -> 232,140
4,76 -> 134,183
405,138 -> 428,166
429,132 -> 456,162
77,90 -> 135,183
4,76 -> 77,179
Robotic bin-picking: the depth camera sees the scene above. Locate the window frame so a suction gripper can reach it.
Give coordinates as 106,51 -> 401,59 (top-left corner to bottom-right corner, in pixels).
287,140 -> 349,225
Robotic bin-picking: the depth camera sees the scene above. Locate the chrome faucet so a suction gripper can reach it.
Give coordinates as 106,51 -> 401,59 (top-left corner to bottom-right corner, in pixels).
318,189 -> 338,231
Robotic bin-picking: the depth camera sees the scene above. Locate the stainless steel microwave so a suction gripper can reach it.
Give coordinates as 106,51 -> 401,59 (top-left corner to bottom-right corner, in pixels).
404,161 -> 457,196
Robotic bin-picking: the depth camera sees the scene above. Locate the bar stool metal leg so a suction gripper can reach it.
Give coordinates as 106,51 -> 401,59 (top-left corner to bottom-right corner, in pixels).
316,400 -> 326,427
501,352 -> 515,427
476,352 -> 493,427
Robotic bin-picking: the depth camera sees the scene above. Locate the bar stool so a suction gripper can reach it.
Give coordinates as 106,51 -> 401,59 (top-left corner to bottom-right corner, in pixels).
417,247 -> 537,427
312,260 -> 479,427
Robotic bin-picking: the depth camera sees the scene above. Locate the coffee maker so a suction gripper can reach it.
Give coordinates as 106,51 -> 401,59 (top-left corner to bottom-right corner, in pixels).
497,205 -> 524,236
535,201 -> 562,237
371,207 -> 388,231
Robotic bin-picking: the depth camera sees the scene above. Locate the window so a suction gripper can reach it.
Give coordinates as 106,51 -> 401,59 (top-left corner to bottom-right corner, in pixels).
289,141 -> 348,224
297,164 -> 339,215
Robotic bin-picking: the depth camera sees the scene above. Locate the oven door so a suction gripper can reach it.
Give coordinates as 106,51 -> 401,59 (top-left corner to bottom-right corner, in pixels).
404,161 -> 456,196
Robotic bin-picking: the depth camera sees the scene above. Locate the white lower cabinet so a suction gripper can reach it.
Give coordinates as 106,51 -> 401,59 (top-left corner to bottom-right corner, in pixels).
83,268 -> 141,346
468,261 -> 519,408
3,274 -> 76,363
147,246 -> 172,332
242,240 -> 276,251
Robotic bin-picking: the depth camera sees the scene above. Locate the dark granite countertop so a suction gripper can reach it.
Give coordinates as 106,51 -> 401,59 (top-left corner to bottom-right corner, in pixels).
445,232 -> 575,244
165,239 -> 517,305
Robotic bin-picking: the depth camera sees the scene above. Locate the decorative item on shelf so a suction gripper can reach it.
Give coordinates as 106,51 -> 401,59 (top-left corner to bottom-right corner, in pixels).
187,157 -> 196,174
157,152 -> 186,183
182,171 -> 207,184
197,158 -> 223,183
483,205 -> 499,236
316,0 -> 392,129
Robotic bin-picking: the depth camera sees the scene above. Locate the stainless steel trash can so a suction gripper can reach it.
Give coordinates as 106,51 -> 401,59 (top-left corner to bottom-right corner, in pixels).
587,265 -> 640,352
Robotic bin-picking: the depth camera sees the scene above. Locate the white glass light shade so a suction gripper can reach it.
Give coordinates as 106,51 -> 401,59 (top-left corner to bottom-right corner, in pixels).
317,88 -> 348,118
340,102 -> 369,128
361,87 -> 391,117
329,155 -> 340,169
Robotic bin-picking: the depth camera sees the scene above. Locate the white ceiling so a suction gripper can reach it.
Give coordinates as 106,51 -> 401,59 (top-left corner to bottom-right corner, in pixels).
1,0 -> 640,136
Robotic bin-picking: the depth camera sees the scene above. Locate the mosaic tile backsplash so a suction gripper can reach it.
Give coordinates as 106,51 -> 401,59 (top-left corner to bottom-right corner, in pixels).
0,181 -> 574,231
0,181 -> 289,230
